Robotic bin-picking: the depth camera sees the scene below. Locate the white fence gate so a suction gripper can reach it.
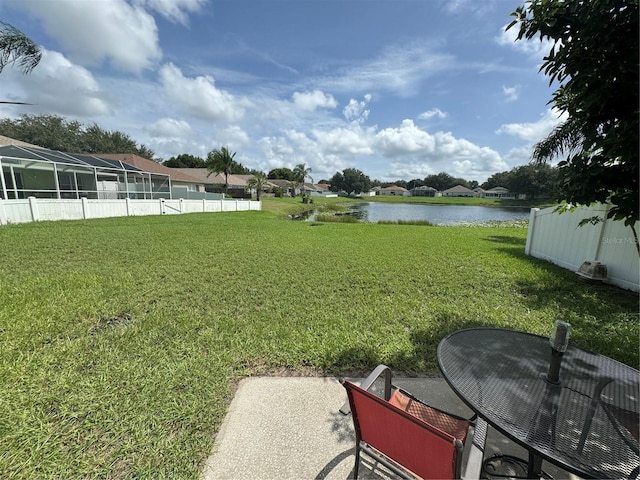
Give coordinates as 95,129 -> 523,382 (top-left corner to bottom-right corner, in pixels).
525,204 -> 639,291
0,197 -> 261,225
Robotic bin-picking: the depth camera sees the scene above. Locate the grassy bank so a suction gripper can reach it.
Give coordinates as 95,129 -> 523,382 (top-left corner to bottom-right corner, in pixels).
0,209 -> 637,478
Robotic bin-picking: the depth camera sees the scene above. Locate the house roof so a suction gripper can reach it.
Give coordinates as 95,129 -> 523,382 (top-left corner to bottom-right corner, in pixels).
484,186 -> 510,192
172,168 -> 252,187
380,185 -> 408,192
411,185 -> 437,191
442,185 -> 474,193
97,154 -> 201,183
266,179 -> 294,188
0,135 -> 42,148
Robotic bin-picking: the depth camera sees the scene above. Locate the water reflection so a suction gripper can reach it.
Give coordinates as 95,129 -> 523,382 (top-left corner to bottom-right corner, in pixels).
308,202 -> 531,225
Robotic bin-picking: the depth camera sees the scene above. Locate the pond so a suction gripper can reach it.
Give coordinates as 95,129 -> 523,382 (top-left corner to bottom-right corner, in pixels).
309,202 -> 531,225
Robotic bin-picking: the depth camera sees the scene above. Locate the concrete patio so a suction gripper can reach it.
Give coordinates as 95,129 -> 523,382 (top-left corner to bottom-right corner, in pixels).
200,376 -> 575,480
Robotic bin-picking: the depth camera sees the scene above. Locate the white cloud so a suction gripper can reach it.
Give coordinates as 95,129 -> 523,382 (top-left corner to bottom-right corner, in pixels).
313,125 -> 375,155
418,108 -> 447,120
134,0 -> 207,24
497,24 -> 553,62
502,85 -> 520,102
146,117 -> 192,138
375,120 -> 507,181
496,108 -> 567,143
159,63 -> 247,122
11,49 -> 110,116
216,125 -> 251,148
8,0 -> 162,73
343,95 -> 372,124
291,90 -> 337,111
327,41 -> 455,96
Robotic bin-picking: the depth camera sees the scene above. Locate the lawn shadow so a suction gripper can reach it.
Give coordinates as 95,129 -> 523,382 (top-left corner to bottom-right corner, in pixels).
329,316 -> 492,376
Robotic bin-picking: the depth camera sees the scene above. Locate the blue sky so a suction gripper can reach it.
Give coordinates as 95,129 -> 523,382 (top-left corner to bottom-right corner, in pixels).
0,0 -> 563,183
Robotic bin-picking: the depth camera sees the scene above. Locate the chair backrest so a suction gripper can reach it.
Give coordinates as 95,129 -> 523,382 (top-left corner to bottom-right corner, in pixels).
342,379 -> 467,479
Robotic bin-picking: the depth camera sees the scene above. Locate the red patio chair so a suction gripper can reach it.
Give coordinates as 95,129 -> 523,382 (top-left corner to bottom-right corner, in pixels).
340,365 -> 475,479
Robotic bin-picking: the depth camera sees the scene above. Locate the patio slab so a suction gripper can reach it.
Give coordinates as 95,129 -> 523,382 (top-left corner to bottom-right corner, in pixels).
200,376 -> 574,480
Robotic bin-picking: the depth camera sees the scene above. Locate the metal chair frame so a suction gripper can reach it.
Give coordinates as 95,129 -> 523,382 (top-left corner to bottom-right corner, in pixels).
340,364 -> 483,479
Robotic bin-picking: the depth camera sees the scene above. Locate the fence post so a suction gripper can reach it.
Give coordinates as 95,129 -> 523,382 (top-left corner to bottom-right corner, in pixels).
126,197 -> 131,216
81,197 -> 89,219
28,196 -> 39,222
0,199 -> 7,225
202,198 -> 206,212
220,199 -> 224,212
179,198 -> 184,213
592,204 -> 610,261
235,199 -> 239,211
525,208 -> 539,256
160,198 -> 165,215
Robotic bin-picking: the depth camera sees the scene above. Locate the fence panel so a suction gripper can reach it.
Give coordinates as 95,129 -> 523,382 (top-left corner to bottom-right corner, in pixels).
526,204 -> 639,291
0,197 -> 261,225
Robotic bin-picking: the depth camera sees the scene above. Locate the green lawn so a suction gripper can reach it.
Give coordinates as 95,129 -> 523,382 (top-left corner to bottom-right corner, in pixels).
0,204 -> 637,478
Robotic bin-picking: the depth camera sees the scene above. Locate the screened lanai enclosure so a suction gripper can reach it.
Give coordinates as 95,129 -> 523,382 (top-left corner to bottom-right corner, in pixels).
0,145 -> 171,200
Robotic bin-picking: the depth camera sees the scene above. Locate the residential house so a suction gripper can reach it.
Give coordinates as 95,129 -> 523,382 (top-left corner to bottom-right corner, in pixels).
0,142 -> 171,200
265,179 -> 298,197
441,185 -> 476,197
97,154 -> 221,200
481,186 -> 517,199
410,185 -> 439,197
172,168 -> 254,198
378,185 -> 410,196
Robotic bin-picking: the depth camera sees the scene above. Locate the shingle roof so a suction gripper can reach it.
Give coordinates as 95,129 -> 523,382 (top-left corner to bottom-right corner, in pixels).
97,154 -> 200,183
442,185 -> 474,193
172,168 -> 251,187
0,135 -> 42,148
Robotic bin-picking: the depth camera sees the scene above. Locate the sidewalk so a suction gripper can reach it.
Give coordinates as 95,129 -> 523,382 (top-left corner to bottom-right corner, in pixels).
200,376 -> 571,480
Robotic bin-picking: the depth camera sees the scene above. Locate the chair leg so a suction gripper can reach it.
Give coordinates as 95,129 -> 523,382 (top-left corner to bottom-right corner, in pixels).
353,445 -> 360,479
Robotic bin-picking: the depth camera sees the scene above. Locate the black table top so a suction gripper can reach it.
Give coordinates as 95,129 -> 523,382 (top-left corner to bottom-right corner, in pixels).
437,328 -> 640,479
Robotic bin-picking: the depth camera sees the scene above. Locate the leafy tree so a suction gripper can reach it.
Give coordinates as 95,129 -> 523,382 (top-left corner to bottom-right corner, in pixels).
0,114 -> 155,158
406,179 -> 424,190
508,164 -> 559,199
509,0 -> 639,229
163,154 -> 206,168
482,171 -> 512,191
0,21 -> 41,75
330,168 -> 372,195
206,146 -> 236,192
267,167 -> 295,180
247,171 -> 268,201
423,172 -> 469,191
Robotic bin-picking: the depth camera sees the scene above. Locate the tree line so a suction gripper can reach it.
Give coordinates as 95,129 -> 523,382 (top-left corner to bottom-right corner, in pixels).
0,114 -> 155,159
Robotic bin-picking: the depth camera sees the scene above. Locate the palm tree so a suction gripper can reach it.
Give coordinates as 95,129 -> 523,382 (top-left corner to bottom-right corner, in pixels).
0,21 -> 41,74
247,172 -> 268,201
293,163 -> 313,196
206,147 -> 236,194
0,21 -> 42,105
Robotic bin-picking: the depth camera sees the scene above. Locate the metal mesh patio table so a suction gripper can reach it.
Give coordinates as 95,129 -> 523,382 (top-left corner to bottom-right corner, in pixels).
437,328 -> 639,479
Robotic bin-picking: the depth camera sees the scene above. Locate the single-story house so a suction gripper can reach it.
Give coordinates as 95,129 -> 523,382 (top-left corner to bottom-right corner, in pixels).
480,186 -> 517,199
378,185 -> 410,196
0,142 -> 171,200
441,185 -> 476,197
171,168 -> 254,198
97,154 -> 221,200
410,185 -> 439,197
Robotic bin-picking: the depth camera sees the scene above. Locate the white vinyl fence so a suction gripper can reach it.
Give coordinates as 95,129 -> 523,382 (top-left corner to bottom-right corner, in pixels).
525,204 -> 639,291
0,197 -> 261,225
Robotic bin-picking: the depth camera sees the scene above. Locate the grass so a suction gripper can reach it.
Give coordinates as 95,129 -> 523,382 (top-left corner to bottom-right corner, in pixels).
0,202 -> 637,478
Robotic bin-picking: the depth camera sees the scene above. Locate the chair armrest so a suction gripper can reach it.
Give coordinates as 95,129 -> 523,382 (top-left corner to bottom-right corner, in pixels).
339,364 -> 392,415
462,418 -> 488,480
